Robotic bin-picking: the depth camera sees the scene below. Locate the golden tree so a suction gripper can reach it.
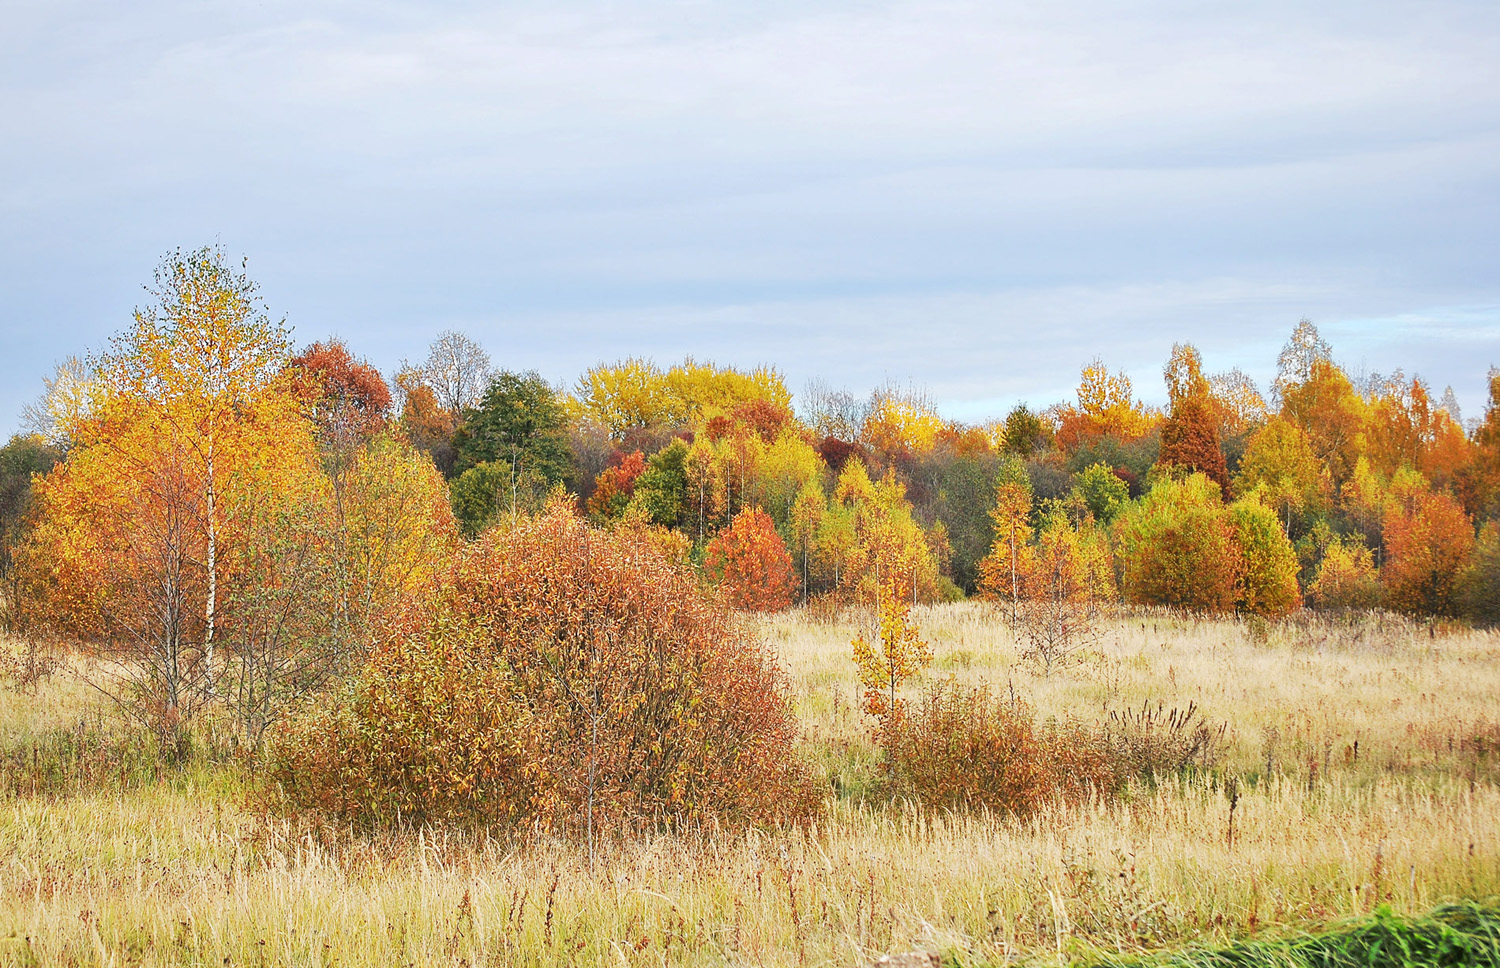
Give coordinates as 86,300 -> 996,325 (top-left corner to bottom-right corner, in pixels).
19,247 -> 319,742
851,558 -> 931,732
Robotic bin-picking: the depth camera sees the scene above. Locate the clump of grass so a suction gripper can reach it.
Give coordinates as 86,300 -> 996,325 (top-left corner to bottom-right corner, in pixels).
1105,700 -> 1227,782
1091,902 -> 1500,967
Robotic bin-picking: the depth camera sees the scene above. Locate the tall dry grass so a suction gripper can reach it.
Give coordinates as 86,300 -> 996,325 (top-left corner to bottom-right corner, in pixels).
2,606 -> 1499,967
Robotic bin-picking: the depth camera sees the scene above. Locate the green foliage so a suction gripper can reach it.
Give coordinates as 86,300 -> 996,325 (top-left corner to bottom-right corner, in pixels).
0,434 -> 61,619
1095,903 -> 1500,968
923,448 -> 1011,592
450,460 -> 553,536
1074,462 -> 1130,523
1114,474 -> 1239,613
629,438 -> 689,527
270,507 -> 819,832
1460,522 -> 1500,628
452,370 -> 572,483
1002,403 -> 1048,456
1228,494 -> 1302,616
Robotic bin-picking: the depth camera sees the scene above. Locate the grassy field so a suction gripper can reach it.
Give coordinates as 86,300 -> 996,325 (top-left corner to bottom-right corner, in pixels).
2,603 -> 1499,966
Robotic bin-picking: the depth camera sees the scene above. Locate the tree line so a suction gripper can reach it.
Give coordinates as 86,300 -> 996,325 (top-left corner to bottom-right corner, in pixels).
2,247 -> 1499,751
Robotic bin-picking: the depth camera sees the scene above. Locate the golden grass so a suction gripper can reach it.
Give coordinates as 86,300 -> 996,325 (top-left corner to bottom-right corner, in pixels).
3,606 -> 1499,967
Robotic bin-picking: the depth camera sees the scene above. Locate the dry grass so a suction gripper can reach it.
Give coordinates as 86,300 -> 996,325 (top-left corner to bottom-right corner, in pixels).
3,605 -> 1500,967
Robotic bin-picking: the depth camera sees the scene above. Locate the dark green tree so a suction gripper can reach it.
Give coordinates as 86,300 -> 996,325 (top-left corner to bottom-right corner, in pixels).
1,434 -> 62,613
1002,404 -> 1047,457
631,438 -> 690,528
452,370 -> 573,484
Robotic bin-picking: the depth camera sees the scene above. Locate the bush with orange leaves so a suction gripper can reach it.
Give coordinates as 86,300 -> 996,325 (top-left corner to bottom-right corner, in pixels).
703,506 -> 798,611
269,506 -> 819,832
879,682 -> 1115,815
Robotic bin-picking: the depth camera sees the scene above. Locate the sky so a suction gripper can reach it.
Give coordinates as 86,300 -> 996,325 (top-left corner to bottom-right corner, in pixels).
3,0 -> 1499,435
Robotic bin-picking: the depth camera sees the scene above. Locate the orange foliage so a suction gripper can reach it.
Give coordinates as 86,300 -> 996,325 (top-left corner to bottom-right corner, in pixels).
1281,358 -> 1366,488
585,450 -> 646,522
879,683 -> 1114,815
703,506 -> 798,611
1054,360 -> 1156,451
1382,489 -> 1475,617
291,339 -> 391,447
270,507 -> 818,831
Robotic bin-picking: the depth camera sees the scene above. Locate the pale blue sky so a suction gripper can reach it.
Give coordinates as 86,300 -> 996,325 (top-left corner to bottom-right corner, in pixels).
4,1 -> 1498,433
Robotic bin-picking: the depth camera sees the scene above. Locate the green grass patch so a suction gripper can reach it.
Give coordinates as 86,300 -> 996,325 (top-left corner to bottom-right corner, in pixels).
1091,902 -> 1500,968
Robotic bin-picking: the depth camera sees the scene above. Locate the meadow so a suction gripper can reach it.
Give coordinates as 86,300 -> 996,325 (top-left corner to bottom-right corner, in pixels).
2,603 -> 1498,967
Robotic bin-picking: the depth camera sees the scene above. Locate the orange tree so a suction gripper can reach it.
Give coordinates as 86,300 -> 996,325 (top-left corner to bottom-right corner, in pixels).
1158,343 -> 1231,492
17,247 -> 322,744
1382,487 -> 1475,616
703,505 -> 797,611
977,468 -> 1036,623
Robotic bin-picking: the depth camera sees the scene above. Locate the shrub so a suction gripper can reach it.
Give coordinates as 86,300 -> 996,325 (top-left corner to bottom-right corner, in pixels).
1460,522 -> 1500,627
1103,700 -> 1226,781
270,506 -> 819,832
1309,535 -> 1382,610
1114,474 -> 1239,613
1383,489 -> 1475,616
879,682 -> 1115,815
1228,494 -> 1302,616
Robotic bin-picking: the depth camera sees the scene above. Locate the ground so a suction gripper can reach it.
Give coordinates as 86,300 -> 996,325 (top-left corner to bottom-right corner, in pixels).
1,603 -> 1497,966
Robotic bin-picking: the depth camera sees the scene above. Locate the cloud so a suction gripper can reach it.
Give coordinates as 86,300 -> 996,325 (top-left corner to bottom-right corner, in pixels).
2,0 -> 1498,432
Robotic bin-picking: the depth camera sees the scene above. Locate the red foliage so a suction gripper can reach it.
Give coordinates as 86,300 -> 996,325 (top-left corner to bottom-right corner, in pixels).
585,450 -> 646,521
814,436 -> 861,475
731,398 -> 794,443
704,506 -> 798,611
1158,395 -> 1230,493
291,339 -> 392,445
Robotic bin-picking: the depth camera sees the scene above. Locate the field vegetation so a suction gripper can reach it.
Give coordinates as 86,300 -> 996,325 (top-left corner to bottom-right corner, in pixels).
4,607 -> 1500,966
2,247 -> 1500,965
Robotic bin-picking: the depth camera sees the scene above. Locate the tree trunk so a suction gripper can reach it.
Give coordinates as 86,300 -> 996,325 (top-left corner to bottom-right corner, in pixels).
203,445 -> 217,696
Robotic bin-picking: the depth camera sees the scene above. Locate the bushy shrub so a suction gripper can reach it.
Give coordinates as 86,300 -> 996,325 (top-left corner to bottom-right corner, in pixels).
1309,535 -> 1382,610
1114,474 -> 1239,613
878,682 -> 1114,815
1383,489 -> 1474,616
270,506 -> 819,831
1103,700 -> 1226,780
1228,494 -> 1302,616
1460,523 -> 1500,628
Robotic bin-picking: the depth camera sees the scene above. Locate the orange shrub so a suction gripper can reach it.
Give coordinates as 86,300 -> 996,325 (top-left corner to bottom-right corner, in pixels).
879,683 -> 1114,815
270,506 -> 819,832
703,506 -> 798,611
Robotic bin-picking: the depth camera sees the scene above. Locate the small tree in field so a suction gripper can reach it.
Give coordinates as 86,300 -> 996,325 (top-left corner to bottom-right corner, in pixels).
703,505 -> 797,611
977,472 -> 1034,623
1014,504 -> 1114,678
851,559 -> 931,733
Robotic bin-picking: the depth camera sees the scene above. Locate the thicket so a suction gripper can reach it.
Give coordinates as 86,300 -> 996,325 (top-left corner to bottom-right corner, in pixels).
269,506 -> 820,833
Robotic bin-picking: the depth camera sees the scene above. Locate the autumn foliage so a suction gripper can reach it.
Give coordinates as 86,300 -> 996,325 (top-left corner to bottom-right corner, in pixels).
702,506 -> 798,611
270,506 -> 819,831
